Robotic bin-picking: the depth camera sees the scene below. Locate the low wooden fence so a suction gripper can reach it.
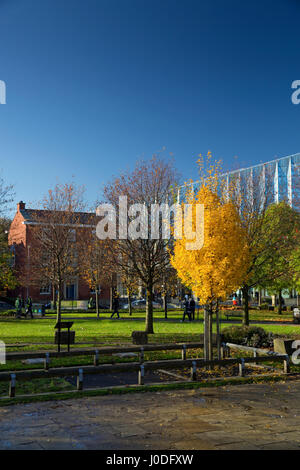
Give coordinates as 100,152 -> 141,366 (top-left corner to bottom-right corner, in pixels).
4,341 -> 205,365
0,353 -> 290,398
224,342 -> 282,357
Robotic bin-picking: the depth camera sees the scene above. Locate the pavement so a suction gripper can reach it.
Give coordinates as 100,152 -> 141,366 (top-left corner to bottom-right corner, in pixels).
1,379 -> 300,449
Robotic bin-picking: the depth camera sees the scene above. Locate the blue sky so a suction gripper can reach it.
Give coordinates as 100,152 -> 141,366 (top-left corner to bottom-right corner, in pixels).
1,0 -> 300,212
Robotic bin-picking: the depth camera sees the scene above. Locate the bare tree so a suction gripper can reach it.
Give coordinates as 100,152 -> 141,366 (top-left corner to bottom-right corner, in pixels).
79,223 -> 113,318
28,183 -> 86,321
118,257 -> 140,316
0,173 -> 14,216
103,156 -> 180,334
156,266 -> 180,319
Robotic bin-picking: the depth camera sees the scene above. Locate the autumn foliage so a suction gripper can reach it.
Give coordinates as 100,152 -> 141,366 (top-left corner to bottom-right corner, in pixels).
171,155 -> 249,307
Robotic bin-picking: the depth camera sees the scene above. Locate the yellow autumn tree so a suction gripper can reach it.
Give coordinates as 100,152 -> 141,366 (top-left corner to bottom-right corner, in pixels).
171,154 -> 249,359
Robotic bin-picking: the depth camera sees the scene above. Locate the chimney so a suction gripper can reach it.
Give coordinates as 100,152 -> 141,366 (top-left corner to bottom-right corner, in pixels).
17,201 -> 25,212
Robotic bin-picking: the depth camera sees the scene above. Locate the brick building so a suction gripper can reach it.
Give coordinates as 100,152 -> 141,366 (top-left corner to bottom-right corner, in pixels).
8,201 -> 110,305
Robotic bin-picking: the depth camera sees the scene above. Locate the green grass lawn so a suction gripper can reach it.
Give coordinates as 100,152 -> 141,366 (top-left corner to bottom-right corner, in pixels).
43,307 -> 295,322
1,306 -> 296,323
1,311 -> 300,349
0,316 -> 207,346
1,312 -> 300,400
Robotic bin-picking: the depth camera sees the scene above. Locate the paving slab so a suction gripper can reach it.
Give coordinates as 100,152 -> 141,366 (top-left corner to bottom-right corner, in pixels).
2,379 -> 300,449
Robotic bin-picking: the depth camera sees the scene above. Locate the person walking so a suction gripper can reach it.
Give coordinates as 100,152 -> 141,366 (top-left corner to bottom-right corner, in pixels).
88,296 -> 94,310
189,297 -> 196,321
15,295 -> 22,318
111,294 -> 120,319
181,296 -> 191,322
25,296 -> 33,319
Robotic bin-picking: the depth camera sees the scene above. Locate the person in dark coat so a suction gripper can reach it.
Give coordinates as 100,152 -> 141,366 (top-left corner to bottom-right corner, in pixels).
181,296 -> 191,322
189,298 -> 196,321
25,296 -> 33,319
111,295 -> 120,319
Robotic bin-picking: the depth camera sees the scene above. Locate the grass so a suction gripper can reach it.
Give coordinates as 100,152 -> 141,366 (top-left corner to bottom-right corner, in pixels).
0,317 -> 208,346
1,306 -> 295,322
0,377 -> 74,397
1,309 -> 300,350
1,309 -> 300,403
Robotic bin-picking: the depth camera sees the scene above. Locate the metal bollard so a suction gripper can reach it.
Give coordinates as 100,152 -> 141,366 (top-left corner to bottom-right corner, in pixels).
239,358 -> 245,377
9,373 -> 16,398
140,347 -> 144,364
253,350 -> 257,365
283,355 -> 290,374
94,350 -> 99,366
44,353 -> 50,370
182,344 -> 187,361
138,364 -> 144,385
77,368 -> 83,390
190,361 -> 197,381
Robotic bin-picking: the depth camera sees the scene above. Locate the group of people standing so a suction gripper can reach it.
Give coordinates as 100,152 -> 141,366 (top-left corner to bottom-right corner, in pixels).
15,295 -> 33,319
181,296 -> 196,322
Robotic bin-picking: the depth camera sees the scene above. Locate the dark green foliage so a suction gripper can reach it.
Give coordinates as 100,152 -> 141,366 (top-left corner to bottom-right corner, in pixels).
222,325 -> 273,348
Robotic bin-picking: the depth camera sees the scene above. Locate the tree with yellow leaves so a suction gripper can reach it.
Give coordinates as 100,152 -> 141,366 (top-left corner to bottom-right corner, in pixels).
171,154 -> 249,359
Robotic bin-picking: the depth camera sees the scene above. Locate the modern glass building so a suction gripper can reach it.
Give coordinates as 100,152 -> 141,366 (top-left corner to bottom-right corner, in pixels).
177,152 -> 300,304
178,152 -> 300,209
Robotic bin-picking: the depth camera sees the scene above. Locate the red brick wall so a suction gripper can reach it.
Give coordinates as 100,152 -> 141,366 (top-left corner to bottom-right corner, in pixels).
8,208 -> 111,304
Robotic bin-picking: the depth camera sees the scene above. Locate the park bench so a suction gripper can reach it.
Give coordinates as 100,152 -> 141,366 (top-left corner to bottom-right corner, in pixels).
224,312 -> 243,320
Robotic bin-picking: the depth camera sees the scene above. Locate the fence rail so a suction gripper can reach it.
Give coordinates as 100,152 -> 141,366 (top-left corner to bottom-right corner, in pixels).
225,342 -> 281,356
4,341 -> 206,362
1,353 -> 290,398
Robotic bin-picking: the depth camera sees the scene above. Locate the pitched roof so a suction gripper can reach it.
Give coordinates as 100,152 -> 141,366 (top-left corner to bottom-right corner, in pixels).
20,208 -> 98,226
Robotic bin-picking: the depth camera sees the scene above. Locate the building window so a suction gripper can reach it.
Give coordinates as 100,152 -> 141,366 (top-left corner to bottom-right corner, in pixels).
40,285 -> 51,294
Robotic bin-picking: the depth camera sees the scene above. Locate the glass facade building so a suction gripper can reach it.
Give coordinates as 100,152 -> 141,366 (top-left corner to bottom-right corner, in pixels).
177,153 -> 300,303
178,152 -> 300,209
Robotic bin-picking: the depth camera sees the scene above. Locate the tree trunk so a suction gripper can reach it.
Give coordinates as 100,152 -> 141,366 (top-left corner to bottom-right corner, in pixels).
204,306 -> 209,362
208,305 -> 213,362
242,285 -> 249,326
56,280 -> 62,323
110,285 -> 113,311
163,293 -> 168,319
52,284 -> 56,310
203,304 -> 213,370
297,294 -> 300,307
145,282 -> 154,334
96,288 -> 99,319
216,301 -> 221,360
258,290 -> 262,307
278,289 -> 282,315
128,289 -> 132,316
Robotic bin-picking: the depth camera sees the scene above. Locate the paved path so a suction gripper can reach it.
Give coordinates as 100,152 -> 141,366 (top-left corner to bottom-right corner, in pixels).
1,379 -> 300,449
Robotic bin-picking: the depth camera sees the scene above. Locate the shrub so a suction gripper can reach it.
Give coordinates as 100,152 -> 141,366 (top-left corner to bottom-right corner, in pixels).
222,325 -> 273,348
0,310 -> 15,317
222,325 -> 249,345
260,303 -> 269,310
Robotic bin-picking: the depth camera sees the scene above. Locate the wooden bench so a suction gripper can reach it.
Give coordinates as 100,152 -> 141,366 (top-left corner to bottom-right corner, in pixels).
224,312 -> 243,320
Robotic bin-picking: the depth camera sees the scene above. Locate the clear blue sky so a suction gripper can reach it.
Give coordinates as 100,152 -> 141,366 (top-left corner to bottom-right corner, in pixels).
1,0 -> 300,212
